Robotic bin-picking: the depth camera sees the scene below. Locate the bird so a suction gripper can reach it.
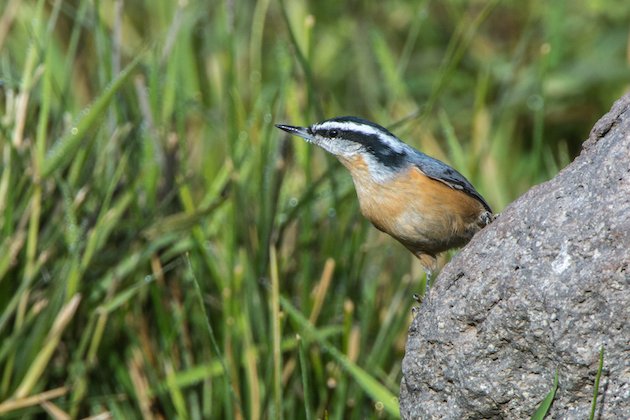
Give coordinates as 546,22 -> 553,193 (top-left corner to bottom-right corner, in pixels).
276,116 -> 494,283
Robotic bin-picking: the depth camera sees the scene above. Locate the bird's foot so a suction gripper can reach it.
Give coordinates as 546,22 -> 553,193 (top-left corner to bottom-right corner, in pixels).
412,269 -> 433,303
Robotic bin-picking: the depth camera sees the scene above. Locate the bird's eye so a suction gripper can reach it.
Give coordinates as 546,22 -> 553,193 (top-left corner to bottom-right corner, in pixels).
329,130 -> 339,138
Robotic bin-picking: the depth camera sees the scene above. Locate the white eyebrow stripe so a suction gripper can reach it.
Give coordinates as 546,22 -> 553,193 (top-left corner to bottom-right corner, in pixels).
314,121 -> 406,152
317,121 -> 380,135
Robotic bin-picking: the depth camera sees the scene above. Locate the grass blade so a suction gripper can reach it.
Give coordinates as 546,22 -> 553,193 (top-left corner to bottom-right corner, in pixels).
297,335 -> 314,420
530,369 -> 559,420
41,53 -> 143,178
14,295 -> 81,398
270,246 -> 283,420
0,386 -> 68,416
589,346 -> 605,420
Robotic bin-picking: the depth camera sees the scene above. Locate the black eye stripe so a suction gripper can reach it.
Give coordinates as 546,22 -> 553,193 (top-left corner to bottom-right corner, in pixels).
312,124 -> 406,169
314,127 -> 341,138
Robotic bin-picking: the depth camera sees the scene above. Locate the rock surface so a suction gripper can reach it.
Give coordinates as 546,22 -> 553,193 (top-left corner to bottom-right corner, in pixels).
400,94 -> 630,419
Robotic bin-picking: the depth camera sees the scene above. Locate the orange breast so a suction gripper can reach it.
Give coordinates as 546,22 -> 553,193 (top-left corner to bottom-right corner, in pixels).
340,156 -> 486,256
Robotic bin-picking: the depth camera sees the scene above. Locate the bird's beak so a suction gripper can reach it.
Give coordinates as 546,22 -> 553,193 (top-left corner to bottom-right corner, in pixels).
275,124 -> 314,142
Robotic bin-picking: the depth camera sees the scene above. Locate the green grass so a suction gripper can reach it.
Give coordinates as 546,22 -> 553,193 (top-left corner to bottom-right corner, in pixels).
531,369 -> 559,420
590,346 -> 605,420
0,0 -> 628,418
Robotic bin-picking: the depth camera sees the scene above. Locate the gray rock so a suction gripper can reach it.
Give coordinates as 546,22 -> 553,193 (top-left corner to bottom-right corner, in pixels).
400,94 -> 630,419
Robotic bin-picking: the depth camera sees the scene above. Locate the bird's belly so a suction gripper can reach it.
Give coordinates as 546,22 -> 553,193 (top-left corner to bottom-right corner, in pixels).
389,205 -> 477,252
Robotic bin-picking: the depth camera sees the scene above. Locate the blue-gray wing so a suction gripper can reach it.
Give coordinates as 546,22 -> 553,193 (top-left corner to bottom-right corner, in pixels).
409,151 -> 493,213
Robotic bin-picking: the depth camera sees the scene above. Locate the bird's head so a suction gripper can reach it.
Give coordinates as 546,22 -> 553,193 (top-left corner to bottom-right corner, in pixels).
276,116 -> 409,173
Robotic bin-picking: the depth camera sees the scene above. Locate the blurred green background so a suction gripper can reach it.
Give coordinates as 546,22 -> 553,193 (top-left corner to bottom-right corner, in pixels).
0,0 -> 628,418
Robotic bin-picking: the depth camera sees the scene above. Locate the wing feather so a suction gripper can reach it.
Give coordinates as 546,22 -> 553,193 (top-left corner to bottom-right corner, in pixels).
409,151 -> 493,213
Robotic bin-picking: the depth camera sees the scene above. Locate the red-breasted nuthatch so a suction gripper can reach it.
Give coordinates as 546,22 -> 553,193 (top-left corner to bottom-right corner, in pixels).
276,116 -> 494,278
